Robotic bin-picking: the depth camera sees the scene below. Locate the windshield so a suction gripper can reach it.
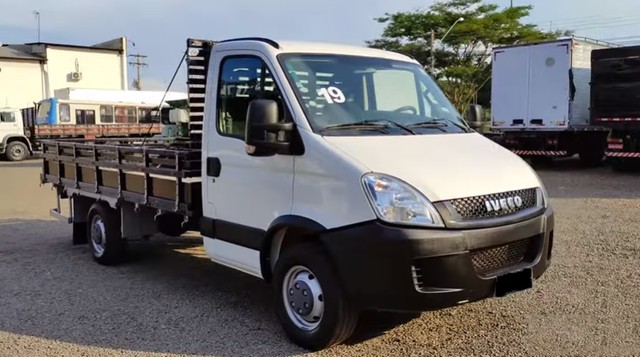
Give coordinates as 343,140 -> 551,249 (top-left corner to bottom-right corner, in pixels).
278,54 -> 469,136
36,100 -> 51,125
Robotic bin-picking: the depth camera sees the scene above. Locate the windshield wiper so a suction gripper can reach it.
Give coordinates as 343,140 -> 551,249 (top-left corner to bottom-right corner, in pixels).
322,120 -> 417,135
408,118 -> 472,133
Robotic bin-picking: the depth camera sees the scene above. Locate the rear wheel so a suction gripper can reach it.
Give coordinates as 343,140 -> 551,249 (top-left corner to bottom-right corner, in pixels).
86,203 -> 126,265
272,243 -> 358,351
5,141 -> 29,161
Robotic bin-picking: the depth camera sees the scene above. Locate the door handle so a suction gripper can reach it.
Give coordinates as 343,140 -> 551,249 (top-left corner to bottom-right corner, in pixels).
207,157 -> 221,177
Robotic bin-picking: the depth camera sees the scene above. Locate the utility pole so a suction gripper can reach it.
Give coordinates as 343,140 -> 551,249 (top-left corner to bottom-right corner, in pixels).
510,0 -> 513,7
430,29 -> 436,74
33,11 -> 40,42
128,54 -> 148,90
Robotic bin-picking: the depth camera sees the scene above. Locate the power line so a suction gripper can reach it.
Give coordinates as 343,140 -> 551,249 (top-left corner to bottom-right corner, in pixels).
128,54 -> 148,91
530,11 -> 640,27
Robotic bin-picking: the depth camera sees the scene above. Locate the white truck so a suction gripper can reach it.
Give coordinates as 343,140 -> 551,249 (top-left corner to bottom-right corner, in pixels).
0,108 -> 33,161
489,37 -> 614,166
40,37 -> 555,351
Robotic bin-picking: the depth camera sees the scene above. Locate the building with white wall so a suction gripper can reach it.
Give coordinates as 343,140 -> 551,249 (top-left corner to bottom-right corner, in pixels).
0,37 -> 127,109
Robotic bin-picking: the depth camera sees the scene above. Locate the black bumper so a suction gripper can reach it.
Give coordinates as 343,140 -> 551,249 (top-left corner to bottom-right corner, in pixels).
319,207 -> 554,312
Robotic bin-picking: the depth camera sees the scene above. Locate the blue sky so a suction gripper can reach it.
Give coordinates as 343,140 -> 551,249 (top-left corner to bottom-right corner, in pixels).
2,0 -> 639,92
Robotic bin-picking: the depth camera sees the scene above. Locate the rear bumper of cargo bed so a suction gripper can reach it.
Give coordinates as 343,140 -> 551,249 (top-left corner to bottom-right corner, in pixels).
319,207 -> 554,312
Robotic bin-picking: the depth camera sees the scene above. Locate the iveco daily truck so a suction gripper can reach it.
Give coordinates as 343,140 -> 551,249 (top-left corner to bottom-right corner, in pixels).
40,37 -> 555,351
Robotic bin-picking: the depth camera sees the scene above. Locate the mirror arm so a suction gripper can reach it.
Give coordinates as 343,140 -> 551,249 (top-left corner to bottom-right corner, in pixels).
252,122 -> 295,132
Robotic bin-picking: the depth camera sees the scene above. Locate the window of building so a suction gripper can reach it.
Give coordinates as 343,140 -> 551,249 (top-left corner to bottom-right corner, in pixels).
100,106 -> 114,123
217,56 -> 288,139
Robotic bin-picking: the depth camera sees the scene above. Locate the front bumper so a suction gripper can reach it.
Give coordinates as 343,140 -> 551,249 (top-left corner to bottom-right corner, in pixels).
319,207 -> 554,312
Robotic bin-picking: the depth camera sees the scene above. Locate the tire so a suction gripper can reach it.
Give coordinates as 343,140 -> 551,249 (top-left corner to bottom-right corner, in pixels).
610,157 -> 637,172
530,156 -> 553,166
272,242 -> 358,351
578,148 -> 604,167
86,203 -> 126,265
5,141 -> 29,162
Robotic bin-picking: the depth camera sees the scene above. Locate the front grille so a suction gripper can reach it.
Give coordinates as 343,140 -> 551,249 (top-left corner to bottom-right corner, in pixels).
470,237 -> 538,277
449,188 -> 537,220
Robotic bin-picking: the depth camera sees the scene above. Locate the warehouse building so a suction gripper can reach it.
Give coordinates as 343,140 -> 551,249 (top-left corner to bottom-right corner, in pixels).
0,37 -> 128,109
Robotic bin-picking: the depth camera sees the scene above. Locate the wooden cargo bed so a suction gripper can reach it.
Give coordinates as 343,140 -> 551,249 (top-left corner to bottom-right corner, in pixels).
40,138 -> 202,216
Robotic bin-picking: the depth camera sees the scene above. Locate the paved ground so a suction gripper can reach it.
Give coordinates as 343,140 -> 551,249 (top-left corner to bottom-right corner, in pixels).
0,158 -> 639,357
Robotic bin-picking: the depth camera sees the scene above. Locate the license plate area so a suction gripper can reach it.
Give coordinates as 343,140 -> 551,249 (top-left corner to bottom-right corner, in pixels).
495,268 -> 533,297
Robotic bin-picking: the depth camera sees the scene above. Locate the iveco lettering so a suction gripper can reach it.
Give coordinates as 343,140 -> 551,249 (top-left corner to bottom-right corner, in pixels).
485,195 -> 524,212
39,37 -> 555,351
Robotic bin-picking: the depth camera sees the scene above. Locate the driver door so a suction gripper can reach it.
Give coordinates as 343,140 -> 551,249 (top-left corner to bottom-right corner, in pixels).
202,52 -> 295,278
0,111 -> 20,140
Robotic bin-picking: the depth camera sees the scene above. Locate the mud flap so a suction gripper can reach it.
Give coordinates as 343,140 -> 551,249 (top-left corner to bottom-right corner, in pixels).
495,268 -> 533,298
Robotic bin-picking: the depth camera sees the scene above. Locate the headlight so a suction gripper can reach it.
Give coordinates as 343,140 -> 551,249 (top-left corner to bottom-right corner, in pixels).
361,173 -> 444,228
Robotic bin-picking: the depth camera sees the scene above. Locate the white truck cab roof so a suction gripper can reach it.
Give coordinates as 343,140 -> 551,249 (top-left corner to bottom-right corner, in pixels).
211,38 -> 418,63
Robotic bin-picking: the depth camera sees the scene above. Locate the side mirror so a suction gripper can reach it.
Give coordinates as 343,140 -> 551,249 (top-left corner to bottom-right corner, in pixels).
245,99 -> 295,156
466,104 -> 484,130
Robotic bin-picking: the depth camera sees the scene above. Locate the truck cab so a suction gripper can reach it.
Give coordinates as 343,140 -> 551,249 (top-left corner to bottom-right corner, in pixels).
41,37 -> 555,351
200,38 -> 554,348
0,108 -> 32,161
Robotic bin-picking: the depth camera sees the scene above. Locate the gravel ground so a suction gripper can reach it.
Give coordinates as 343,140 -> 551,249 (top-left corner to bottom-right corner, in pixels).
0,158 -> 639,357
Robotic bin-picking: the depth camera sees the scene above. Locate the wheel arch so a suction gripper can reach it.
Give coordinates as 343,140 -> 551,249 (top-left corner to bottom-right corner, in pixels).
260,215 -> 327,283
4,135 -> 33,153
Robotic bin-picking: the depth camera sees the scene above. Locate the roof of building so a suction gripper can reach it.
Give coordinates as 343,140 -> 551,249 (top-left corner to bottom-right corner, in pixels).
0,46 -> 44,61
23,42 -> 123,52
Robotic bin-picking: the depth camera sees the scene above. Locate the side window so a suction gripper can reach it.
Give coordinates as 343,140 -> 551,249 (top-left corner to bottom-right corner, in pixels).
114,106 -> 137,123
100,106 -> 114,123
59,103 -> 71,123
217,56 -> 288,139
138,108 -> 153,123
75,109 -> 96,125
0,112 -> 16,123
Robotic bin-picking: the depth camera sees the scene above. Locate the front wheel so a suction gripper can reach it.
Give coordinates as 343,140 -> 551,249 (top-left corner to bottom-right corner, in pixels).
5,141 -> 29,161
272,243 -> 359,351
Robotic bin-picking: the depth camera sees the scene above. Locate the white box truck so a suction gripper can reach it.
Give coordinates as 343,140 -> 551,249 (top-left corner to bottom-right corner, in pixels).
490,37 -> 614,165
40,37 -> 555,351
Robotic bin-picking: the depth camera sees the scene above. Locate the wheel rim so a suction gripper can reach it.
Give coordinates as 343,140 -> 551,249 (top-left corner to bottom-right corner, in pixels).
282,265 -> 324,331
90,215 -> 106,257
10,145 -> 25,160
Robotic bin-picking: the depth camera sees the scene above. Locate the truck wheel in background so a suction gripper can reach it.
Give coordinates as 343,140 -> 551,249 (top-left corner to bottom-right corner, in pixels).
272,242 -> 359,351
5,141 -> 29,162
610,157 -> 637,172
578,147 -> 605,167
86,203 -> 126,266
530,156 -> 553,166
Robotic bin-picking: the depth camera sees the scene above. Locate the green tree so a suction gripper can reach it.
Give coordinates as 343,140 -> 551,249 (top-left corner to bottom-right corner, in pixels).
366,0 -> 571,113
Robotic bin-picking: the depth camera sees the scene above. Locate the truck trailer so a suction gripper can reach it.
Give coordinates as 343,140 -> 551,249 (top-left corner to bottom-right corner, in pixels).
590,44 -> 640,171
490,37 -> 615,166
40,37 -> 555,351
